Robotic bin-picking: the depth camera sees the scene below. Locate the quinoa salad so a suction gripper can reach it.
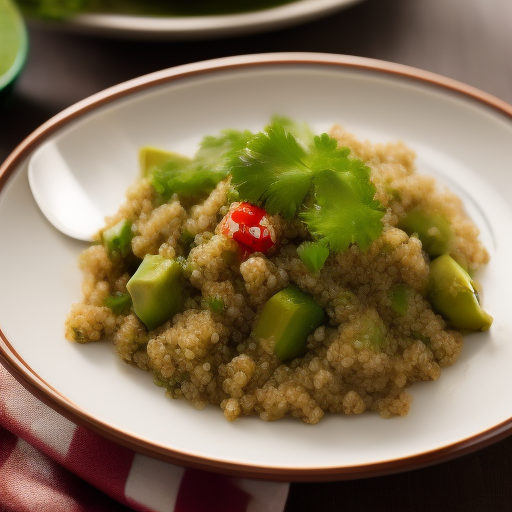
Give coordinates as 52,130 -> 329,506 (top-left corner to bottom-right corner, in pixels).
65,118 -> 492,424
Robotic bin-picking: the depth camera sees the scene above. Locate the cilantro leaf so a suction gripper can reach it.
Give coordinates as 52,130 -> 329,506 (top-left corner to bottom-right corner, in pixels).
150,129 -> 253,200
150,159 -> 219,199
232,123 -> 314,219
301,169 -> 385,252
196,129 -> 255,174
231,121 -> 384,253
269,115 -> 315,148
297,241 -> 330,273
308,134 -> 376,204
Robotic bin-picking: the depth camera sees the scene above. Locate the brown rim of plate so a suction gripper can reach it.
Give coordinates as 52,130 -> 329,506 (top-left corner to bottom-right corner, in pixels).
1,53 -> 512,482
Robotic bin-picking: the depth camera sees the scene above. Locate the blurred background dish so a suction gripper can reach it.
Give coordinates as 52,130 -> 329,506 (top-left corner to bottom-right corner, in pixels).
16,0 -> 366,39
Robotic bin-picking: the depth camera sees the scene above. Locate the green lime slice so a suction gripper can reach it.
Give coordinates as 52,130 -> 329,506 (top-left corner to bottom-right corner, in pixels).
0,0 -> 29,94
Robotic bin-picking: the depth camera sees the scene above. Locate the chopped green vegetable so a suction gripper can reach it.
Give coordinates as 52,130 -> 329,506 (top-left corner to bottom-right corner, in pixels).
72,327 -> 86,343
412,331 -> 430,345
195,129 -> 255,173
206,297 -> 225,313
104,292 -> 132,315
149,158 -> 220,200
102,219 -> 133,260
297,241 -> 330,273
253,286 -> 325,361
390,285 -> 409,316
126,254 -> 184,330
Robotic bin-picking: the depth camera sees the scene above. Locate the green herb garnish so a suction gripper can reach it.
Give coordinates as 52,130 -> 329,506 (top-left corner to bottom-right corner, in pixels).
231,120 -> 385,254
301,167 -> 384,253
149,117 -> 384,266
297,241 -> 330,273
149,129 -> 252,200
232,122 -> 313,220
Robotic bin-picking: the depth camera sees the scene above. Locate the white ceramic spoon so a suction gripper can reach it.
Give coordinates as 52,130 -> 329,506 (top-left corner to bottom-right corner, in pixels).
28,137 -> 136,242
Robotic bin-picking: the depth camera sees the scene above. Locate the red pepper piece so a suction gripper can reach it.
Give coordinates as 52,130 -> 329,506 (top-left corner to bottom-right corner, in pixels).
220,202 -> 276,254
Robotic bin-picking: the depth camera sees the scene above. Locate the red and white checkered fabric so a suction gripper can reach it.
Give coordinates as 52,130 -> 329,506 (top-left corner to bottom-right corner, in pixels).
0,363 -> 289,512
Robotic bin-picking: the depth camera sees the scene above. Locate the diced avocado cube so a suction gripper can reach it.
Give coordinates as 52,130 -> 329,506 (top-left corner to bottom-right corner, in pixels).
398,208 -> 453,258
253,287 -> 324,361
126,254 -> 183,330
428,254 -> 492,331
139,147 -> 191,178
102,219 -> 133,259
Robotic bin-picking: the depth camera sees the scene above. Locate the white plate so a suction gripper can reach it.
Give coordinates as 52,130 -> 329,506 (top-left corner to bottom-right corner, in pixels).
28,0 -> 365,40
1,53 -> 512,481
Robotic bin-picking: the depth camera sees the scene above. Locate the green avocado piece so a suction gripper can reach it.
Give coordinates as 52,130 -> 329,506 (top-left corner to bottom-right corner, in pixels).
126,254 -> 183,330
102,219 -> 133,259
398,208 -> 453,258
428,254 -> 492,331
139,146 -> 191,178
253,287 -> 325,361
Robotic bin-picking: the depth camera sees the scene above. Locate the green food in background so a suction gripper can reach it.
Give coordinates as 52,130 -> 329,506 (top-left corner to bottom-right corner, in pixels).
16,0 -> 298,19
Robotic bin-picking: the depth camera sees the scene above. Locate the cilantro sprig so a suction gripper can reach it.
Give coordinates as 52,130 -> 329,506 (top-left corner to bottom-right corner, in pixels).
150,129 -> 253,200
148,117 -> 384,269
301,168 -> 384,252
231,120 -> 385,261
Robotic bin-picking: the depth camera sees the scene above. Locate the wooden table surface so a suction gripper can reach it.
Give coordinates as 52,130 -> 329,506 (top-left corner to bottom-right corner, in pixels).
2,0 -> 512,510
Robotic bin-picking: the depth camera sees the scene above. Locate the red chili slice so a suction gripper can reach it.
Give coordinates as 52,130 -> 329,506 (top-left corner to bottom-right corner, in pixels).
220,202 -> 276,254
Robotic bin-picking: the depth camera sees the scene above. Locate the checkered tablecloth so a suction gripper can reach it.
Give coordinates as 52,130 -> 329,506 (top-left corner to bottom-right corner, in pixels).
0,362 -> 289,512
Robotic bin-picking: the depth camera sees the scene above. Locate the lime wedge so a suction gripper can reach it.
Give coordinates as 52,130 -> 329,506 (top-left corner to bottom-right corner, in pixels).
0,0 -> 28,95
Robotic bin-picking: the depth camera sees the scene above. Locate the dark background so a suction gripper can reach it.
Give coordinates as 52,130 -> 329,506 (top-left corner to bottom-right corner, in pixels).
2,0 -> 512,509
